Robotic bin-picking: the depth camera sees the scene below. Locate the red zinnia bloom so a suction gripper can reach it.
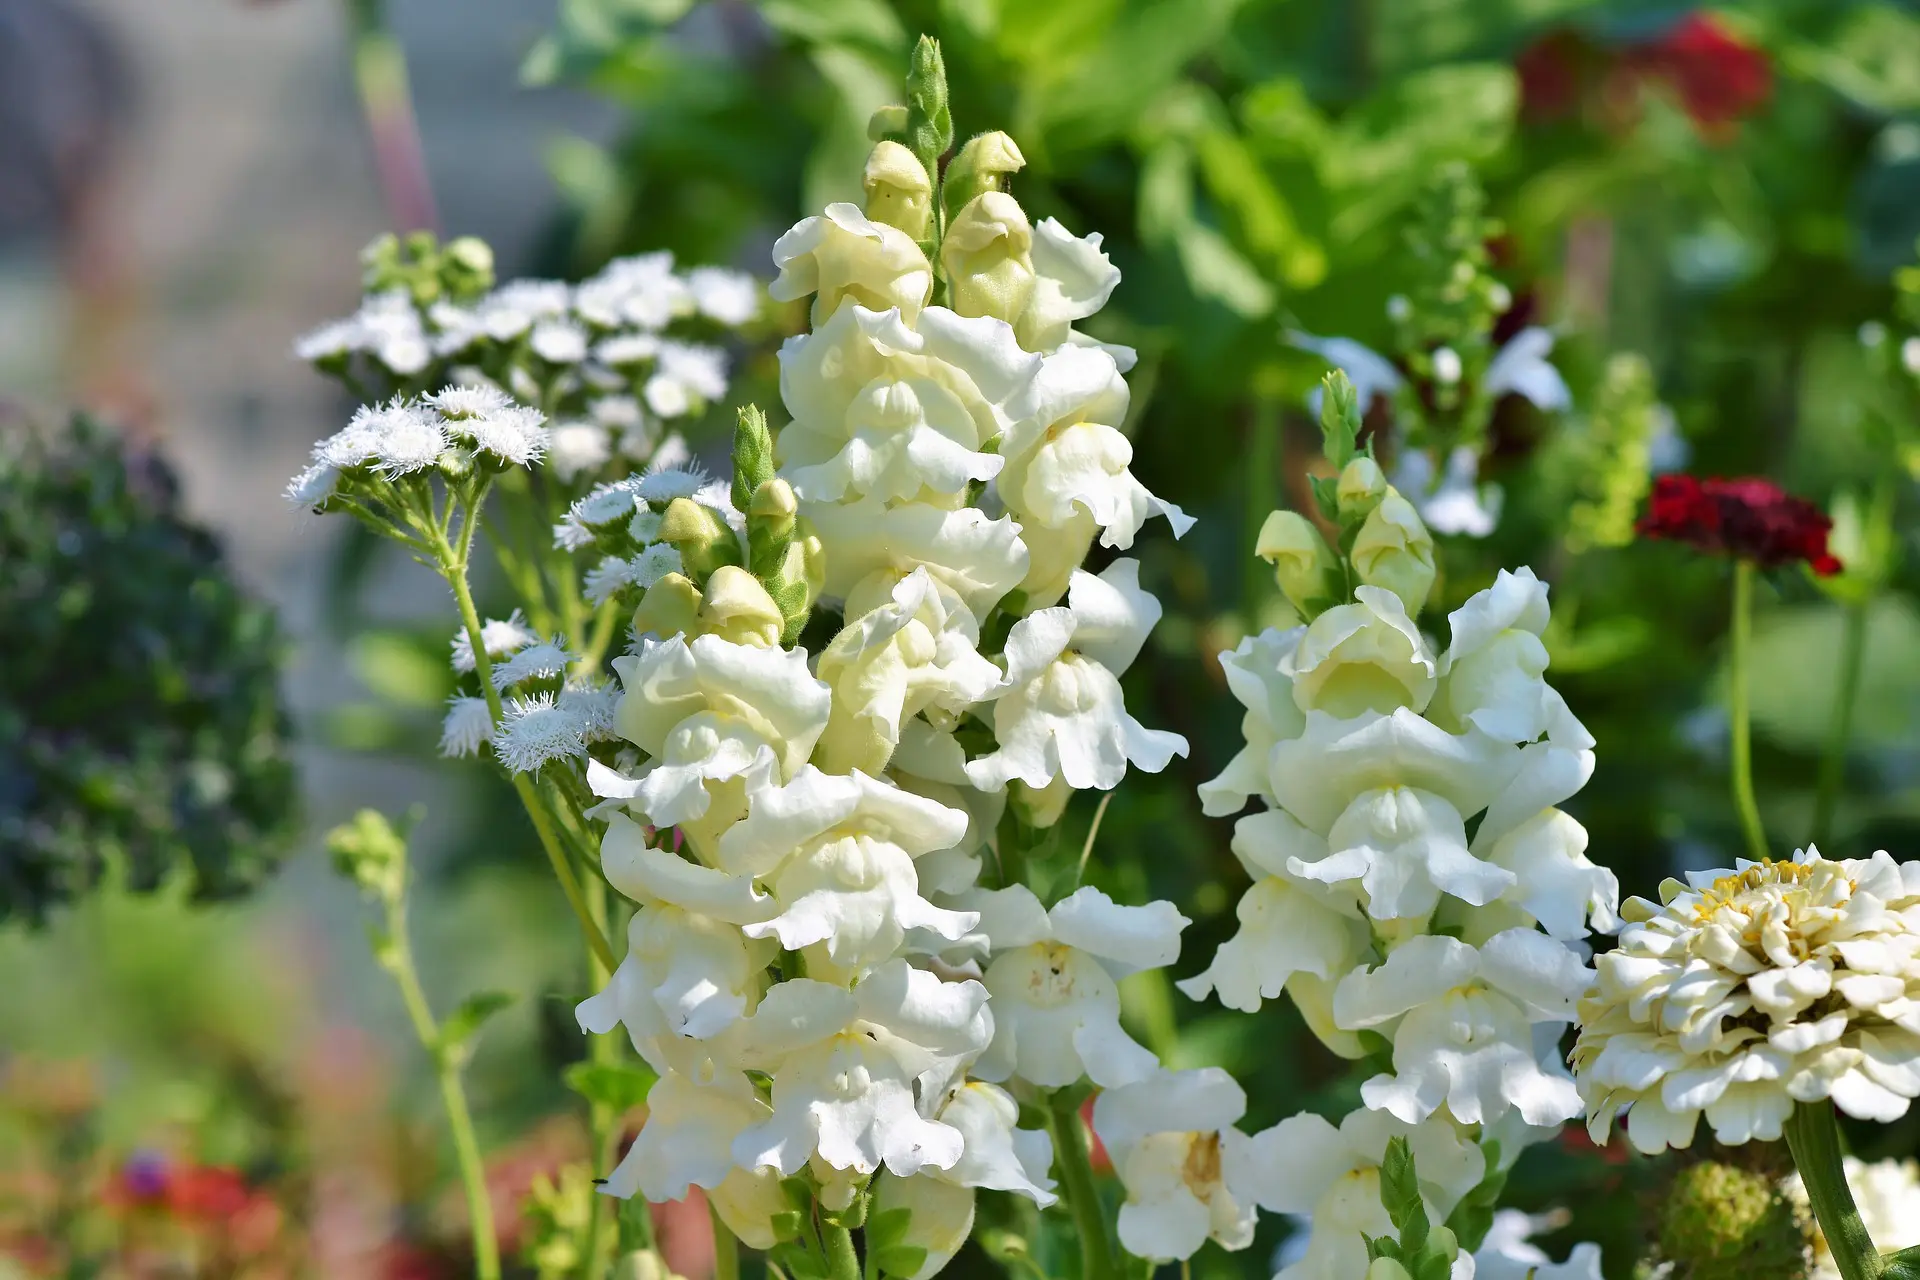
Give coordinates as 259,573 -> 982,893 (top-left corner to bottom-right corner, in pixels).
1638,474 -> 1841,575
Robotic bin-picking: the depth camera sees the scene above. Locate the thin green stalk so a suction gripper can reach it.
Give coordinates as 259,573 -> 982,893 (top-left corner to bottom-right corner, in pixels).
1812,598 -> 1869,851
382,892 -> 501,1280
1784,1101 -> 1883,1280
1046,1091 -> 1117,1280
712,1200 -> 743,1280
431,518 -> 617,970
1729,560 -> 1770,862
822,1221 -> 862,1280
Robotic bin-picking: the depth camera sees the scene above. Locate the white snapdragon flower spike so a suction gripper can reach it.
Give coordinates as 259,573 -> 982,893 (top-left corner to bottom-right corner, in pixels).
730,961 -> 991,1180
870,1083 -> 1058,1280
777,303 -> 1035,506
770,204 -> 934,326
1334,931 -> 1588,1127
1470,1211 -> 1604,1280
714,765 -> 980,977
1266,707 -> 1520,837
814,568 -> 1004,775
1177,807 -> 1369,1014
1232,1108 -> 1485,1280
605,635 -> 832,827
967,561 -> 1189,792
1573,848 -> 1920,1153
1015,217 -> 1121,353
808,497 -> 1030,623
1787,1156 -> 1920,1280
967,884 -> 1186,1089
1092,1069 -> 1257,1262
1294,785 -> 1515,923
1287,586 -> 1436,719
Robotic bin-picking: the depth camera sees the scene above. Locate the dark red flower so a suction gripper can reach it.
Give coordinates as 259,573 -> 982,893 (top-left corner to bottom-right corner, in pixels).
1627,13 -> 1771,133
1638,474 -> 1841,575
1515,30 -> 1597,123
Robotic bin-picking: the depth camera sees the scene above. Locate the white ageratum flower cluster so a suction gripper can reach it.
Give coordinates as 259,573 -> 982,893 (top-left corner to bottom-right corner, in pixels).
294,237 -> 761,485
1181,542 -> 1619,1277
576,125 -> 1195,1276
1573,848 -> 1920,1152
1786,1156 -> 1920,1280
284,386 -> 549,510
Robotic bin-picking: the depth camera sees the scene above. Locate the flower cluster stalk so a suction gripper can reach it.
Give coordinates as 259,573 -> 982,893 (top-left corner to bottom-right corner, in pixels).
1785,1101 -> 1883,1280
1728,559 -> 1769,862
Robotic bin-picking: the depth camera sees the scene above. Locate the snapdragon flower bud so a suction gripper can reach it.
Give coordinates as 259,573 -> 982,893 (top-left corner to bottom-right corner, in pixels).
1336,457 -> 1387,523
632,572 -> 703,642
864,141 -> 935,241
748,476 -> 799,579
1255,510 -> 1338,612
942,131 -> 1025,218
697,566 -> 786,647
1010,775 -> 1071,829
1350,491 -> 1435,618
942,192 -> 1036,324
658,496 -> 742,581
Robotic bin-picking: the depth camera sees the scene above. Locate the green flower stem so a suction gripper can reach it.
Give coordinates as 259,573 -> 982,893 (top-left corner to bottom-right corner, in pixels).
1047,1090 -> 1117,1280
379,881 -> 500,1279
1729,560 -> 1770,862
822,1220 -> 861,1280
432,516 -> 617,971
1812,597 -> 1870,851
1784,1100 -> 1882,1280
713,1200 -> 743,1280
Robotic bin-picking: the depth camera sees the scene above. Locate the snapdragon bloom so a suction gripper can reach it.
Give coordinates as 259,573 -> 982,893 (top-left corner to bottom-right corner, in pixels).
1637,474 -> 1841,576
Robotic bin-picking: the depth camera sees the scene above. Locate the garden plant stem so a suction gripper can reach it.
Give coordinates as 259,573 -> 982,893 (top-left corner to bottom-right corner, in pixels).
1812,597 -> 1869,851
383,890 -> 500,1280
1047,1091 -> 1117,1280
823,1221 -> 862,1280
713,1202 -> 742,1280
1729,560 -> 1770,862
1784,1100 -> 1882,1280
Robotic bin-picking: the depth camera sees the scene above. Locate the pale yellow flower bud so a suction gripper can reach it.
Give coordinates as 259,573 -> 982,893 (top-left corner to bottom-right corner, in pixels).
659,496 -> 740,580
1350,491 -> 1435,617
941,192 -> 1036,323
1010,774 -> 1072,829
943,130 -> 1026,213
862,141 -> 934,241
631,572 -> 703,642
1255,509 -> 1338,611
1336,456 -> 1387,522
696,565 -> 784,647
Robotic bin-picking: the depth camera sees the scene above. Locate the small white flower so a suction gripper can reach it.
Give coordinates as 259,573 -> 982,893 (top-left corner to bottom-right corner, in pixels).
1392,446 -> 1502,539
1230,1108 -> 1485,1280
576,251 -> 690,331
644,374 -> 692,419
449,402 -> 549,468
1289,331 -> 1405,414
559,679 -> 620,743
1484,327 -> 1571,411
531,315 -> 589,364
594,331 -> 663,366
490,639 -> 575,690
438,696 -> 494,758
295,288 -> 432,374
1903,336 -> 1920,376
688,266 -> 762,325
968,884 -> 1187,1089
1335,930 -> 1588,1127
547,420 -> 613,481
370,403 -> 449,476
284,462 -> 339,508
1092,1068 -> 1257,1262
594,1067 -> 783,1242
1472,1211 -> 1604,1280
315,401 -> 414,470
729,961 -> 991,1179
451,610 -> 538,673
635,465 -> 711,505
584,544 -> 684,605
966,561 -> 1188,793
424,384 -> 513,418
492,692 -> 593,772
1431,346 -> 1463,386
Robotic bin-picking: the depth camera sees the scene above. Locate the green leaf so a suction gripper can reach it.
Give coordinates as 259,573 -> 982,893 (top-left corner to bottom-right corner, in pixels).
758,0 -> 905,52
866,1206 -> 914,1252
563,1058 -> 658,1112
873,1246 -> 928,1278
1194,124 -> 1324,289
1377,1136 -> 1429,1253
440,989 -> 514,1060
1780,6 -> 1920,115
1884,1243 -> 1920,1280
1442,1143 -> 1507,1253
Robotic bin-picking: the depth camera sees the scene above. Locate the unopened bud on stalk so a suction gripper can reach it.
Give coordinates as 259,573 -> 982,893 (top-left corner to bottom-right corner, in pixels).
327,809 -> 408,903
1350,490 -> 1436,618
761,531 -> 824,645
632,573 -> 703,642
1336,457 -> 1387,522
867,104 -> 910,141
864,141 -> 935,241
697,565 -> 784,647
730,404 -> 776,515
1010,775 -> 1072,829
440,236 -> 495,301
942,131 -> 1026,218
748,476 -> 800,579
1256,510 -> 1339,613
942,192 -> 1036,324
659,497 -> 742,582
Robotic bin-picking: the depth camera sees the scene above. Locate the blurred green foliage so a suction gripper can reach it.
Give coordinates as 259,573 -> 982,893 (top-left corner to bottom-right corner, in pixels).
0,417 -> 297,925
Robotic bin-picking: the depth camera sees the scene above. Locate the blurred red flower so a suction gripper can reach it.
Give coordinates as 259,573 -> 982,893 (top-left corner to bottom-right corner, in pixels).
1626,13 -> 1772,132
1638,474 -> 1841,575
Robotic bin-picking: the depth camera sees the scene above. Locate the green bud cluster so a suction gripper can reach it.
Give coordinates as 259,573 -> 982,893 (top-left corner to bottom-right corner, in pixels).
1257,370 -> 1437,621
1655,1158 -> 1808,1280
519,1163 -> 598,1280
1365,1138 -> 1469,1280
326,807 -> 410,906
1564,352 -> 1661,554
360,229 -> 496,306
